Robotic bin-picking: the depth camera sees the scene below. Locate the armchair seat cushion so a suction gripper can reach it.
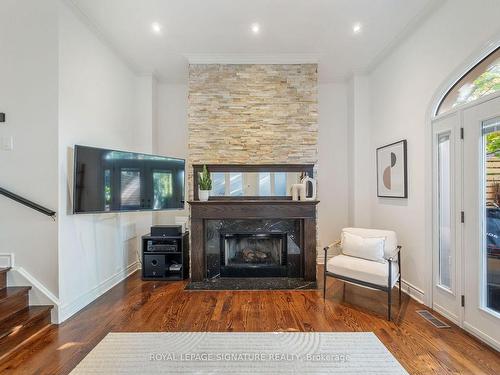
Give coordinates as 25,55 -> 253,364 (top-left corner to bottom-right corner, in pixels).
326,254 -> 399,287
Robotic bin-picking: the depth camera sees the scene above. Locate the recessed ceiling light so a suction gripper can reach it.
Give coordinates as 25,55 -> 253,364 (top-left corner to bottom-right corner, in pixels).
151,22 -> 162,34
251,23 -> 260,34
352,22 -> 362,34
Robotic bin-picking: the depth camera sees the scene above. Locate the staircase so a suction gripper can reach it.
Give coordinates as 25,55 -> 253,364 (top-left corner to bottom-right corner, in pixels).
0,267 -> 53,362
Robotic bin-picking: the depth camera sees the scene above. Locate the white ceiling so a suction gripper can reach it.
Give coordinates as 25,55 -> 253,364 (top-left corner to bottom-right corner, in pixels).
68,0 -> 443,83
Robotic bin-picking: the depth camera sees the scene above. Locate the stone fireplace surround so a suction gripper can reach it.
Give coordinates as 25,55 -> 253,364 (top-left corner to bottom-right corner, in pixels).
187,64 -> 318,203
187,64 -> 319,285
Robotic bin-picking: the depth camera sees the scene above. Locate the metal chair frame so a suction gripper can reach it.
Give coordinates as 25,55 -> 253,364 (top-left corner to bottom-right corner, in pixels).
323,241 -> 402,320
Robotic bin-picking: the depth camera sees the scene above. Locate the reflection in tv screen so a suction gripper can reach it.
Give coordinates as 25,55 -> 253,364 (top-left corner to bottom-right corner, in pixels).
73,145 -> 185,214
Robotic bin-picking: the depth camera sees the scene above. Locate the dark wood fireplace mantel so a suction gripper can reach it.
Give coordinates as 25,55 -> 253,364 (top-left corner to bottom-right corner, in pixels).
188,200 -> 319,282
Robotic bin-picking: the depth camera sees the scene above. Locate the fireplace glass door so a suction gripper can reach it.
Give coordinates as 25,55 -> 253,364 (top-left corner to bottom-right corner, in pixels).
220,233 -> 287,277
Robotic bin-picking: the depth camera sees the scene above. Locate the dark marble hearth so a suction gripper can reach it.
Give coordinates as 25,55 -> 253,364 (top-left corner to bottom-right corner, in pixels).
185,278 -> 317,291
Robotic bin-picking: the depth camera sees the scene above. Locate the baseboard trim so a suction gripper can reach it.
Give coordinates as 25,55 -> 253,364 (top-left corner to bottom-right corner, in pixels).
59,261 -> 139,323
1,253 -> 61,323
12,266 -> 59,303
317,255 -> 426,305
463,321 -> 500,351
9,266 -> 61,323
399,279 -> 425,304
0,253 -> 14,268
432,303 -> 460,325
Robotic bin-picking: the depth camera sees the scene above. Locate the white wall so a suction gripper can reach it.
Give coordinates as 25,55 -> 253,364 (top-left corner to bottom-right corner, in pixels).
318,84 -> 349,254
135,76 -> 156,152
154,83 -> 189,225
0,0 -> 59,296
347,76 -> 372,228
366,0 -> 500,301
57,3 -> 152,321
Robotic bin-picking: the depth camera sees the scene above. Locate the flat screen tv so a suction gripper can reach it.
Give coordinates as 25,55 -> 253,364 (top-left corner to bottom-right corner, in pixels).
73,145 -> 185,214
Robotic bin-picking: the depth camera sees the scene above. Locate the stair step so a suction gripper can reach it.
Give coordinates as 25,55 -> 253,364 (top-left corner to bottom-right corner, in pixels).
0,268 -> 10,290
0,306 -> 52,362
0,287 -> 31,323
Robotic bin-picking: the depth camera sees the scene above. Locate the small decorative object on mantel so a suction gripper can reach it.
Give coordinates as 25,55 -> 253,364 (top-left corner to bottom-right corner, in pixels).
376,139 -> 408,198
291,183 -> 304,201
198,164 -> 212,202
301,172 -> 317,201
291,173 -> 317,201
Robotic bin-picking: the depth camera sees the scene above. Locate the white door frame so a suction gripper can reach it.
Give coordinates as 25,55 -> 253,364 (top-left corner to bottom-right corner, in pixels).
425,37 -> 500,310
462,97 -> 500,350
429,93 -> 500,352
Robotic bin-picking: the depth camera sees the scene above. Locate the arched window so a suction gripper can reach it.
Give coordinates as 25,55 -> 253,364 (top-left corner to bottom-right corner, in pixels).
436,47 -> 500,115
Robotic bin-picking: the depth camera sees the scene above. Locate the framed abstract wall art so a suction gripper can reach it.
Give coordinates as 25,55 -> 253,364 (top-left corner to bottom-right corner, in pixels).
376,140 -> 408,198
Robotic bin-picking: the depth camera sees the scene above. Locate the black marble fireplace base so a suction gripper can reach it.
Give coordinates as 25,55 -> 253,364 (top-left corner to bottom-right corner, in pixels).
189,199 -> 319,282
185,277 -> 317,291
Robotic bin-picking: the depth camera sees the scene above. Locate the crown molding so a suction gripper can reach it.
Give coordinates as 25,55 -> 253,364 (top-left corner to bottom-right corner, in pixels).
63,0 -> 141,75
186,53 -> 320,65
364,0 -> 446,74
136,70 -> 162,83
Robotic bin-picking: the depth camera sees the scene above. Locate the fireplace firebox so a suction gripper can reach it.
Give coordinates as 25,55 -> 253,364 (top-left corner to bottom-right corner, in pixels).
220,232 -> 287,277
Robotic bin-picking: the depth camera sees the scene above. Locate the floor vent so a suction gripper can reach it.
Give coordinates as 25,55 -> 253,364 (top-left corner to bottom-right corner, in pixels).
416,310 -> 450,328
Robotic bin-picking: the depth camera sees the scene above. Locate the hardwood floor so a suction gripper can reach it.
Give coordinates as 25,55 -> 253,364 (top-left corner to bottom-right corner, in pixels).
1,268 -> 499,374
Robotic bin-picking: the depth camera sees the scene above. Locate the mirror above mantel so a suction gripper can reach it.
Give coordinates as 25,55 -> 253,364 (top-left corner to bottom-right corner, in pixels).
192,164 -> 314,201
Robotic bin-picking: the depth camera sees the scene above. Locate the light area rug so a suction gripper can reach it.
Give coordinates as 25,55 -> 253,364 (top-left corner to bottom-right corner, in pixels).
70,332 -> 408,374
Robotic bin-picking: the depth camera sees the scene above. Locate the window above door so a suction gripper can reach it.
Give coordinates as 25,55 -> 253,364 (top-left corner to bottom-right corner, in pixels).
437,47 -> 500,116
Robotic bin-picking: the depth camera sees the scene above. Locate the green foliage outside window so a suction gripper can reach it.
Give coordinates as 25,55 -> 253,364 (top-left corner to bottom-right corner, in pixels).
455,63 -> 500,108
486,132 -> 500,157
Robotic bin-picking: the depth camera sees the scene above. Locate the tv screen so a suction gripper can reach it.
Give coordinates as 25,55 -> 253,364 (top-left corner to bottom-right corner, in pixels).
73,145 -> 185,214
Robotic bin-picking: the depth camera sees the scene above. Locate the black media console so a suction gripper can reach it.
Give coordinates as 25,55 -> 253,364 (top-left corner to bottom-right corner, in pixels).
141,232 -> 189,280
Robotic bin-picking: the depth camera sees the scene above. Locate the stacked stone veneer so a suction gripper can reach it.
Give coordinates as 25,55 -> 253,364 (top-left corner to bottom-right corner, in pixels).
188,64 -> 319,199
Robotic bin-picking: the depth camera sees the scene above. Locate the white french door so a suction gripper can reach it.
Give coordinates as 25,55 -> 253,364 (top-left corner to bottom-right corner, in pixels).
432,94 -> 500,350
432,113 -> 462,323
462,95 -> 500,349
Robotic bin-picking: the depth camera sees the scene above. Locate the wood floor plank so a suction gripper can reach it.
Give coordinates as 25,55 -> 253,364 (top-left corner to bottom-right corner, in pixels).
0,268 -> 498,374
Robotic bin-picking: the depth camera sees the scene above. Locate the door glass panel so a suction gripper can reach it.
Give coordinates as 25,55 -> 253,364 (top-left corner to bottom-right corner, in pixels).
483,116 -> 500,314
438,133 -> 452,289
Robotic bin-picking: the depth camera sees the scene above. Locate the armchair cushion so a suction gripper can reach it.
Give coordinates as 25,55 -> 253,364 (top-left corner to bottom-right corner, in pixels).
326,254 -> 399,287
341,231 -> 385,263
342,228 -> 398,260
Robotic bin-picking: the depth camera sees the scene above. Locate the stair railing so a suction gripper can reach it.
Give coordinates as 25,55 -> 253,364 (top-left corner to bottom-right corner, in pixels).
0,187 -> 56,219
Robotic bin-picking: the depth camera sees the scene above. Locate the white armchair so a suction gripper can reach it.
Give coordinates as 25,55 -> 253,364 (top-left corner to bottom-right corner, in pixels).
323,228 -> 402,320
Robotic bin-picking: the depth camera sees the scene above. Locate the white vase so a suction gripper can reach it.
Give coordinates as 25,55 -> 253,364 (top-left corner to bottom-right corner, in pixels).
199,190 -> 210,202
291,183 -> 305,201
